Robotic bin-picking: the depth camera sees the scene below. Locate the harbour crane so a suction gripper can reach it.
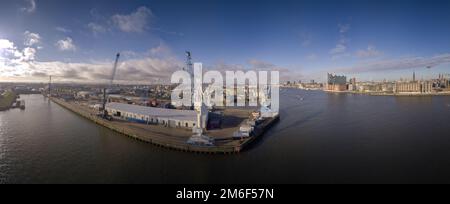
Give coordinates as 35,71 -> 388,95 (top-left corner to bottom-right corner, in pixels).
102,53 -> 120,119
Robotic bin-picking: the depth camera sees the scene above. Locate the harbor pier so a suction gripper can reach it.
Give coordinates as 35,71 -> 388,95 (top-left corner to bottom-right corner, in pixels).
50,97 -> 279,154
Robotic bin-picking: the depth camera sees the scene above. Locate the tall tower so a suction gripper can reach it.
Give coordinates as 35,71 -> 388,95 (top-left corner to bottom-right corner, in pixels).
413,71 -> 416,82
48,75 -> 52,97
184,51 -> 193,78
185,51 -> 194,109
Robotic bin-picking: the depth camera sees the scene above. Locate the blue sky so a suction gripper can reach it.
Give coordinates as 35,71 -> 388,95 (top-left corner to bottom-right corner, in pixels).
1,0 -> 450,83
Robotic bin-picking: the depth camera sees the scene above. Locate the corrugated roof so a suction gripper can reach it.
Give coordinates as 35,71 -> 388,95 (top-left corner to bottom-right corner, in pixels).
106,102 -> 197,121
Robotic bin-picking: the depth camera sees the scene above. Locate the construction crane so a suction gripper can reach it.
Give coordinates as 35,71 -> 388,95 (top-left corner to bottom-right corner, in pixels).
184,51 -> 193,77
47,75 -> 52,97
102,53 -> 120,119
46,75 -> 61,97
184,51 -> 194,109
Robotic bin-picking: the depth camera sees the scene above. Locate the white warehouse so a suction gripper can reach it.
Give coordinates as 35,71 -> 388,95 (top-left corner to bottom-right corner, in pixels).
105,102 -> 206,129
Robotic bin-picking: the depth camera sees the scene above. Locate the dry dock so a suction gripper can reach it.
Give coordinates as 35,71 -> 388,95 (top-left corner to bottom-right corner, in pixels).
50,97 -> 279,154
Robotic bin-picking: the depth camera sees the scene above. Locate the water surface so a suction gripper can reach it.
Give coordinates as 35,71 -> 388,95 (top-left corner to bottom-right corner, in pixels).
1,91 -> 450,183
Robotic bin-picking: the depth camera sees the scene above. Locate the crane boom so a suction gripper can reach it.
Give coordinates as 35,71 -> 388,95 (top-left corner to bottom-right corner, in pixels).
102,52 -> 120,119
110,53 -> 120,87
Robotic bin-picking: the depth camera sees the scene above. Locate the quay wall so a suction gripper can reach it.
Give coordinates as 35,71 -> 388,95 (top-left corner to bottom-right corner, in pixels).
50,97 -> 278,154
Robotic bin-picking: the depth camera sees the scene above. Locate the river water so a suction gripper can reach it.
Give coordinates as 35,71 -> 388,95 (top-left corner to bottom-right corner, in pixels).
1,90 -> 450,183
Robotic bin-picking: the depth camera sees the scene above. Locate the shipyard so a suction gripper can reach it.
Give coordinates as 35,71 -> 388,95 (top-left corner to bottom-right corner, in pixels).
35,51 -> 280,154
3,0 -> 450,186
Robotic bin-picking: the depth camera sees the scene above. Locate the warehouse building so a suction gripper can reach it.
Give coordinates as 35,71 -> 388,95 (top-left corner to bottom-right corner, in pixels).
105,102 -> 206,129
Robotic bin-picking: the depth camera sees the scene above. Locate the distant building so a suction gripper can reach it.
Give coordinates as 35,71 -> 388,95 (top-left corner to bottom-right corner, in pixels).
348,77 -> 357,91
76,91 -> 94,99
298,82 -> 323,90
326,73 -> 347,91
394,81 -> 433,93
381,83 -> 395,92
437,73 -> 450,89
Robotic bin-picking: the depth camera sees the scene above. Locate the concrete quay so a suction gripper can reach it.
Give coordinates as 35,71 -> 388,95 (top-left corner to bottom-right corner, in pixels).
50,97 -> 279,154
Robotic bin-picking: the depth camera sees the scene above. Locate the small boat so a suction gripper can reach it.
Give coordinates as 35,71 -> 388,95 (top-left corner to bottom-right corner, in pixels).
20,100 -> 25,109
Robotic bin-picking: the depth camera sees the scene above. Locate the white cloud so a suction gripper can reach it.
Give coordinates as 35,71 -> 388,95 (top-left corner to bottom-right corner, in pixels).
248,59 -> 277,69
2,40 -> 301,83
149,42 -> 171,56
248,60 -> 303,82
338,24 -> 350,33
0,39 -> 37,72
111,6 -> 152,33
21,0 -> 36,13
1,56 -> 183,83
56,37 -> 76,51
208,59 -> 303,83
55,27 -> 72,33
1,40 -> 184,83
0,39 -> 23,64
23,31 -> 41,46
121,42 -> 172,59
330,44 -> 346,55
335,53 -> 450,74
330,24 -> 351,59
87,22 -> 106,35
356,45 -> 382,58
0,39 -> 15,50
22,47 -> 36,61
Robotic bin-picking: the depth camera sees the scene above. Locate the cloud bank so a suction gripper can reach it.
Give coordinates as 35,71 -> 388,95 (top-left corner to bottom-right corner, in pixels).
335,53 -> 450,74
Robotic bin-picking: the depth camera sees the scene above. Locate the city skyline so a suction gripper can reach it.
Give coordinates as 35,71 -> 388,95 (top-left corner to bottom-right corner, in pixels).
1,0 -> 450,84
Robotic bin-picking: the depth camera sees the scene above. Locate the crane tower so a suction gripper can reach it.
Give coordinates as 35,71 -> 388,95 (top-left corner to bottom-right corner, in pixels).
102,53 -> 120,119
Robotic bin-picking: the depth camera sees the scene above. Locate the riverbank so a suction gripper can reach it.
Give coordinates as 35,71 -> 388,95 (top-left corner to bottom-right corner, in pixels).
50,97 -> 278,154
0,91 -> 17,111
323,89 -> 450,96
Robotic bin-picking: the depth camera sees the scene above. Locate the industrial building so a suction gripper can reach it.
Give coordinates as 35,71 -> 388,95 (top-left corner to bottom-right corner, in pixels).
105,102 -> 207,129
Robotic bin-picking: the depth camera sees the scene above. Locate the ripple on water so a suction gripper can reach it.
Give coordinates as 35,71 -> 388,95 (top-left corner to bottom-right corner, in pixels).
2,93 -> 450,183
